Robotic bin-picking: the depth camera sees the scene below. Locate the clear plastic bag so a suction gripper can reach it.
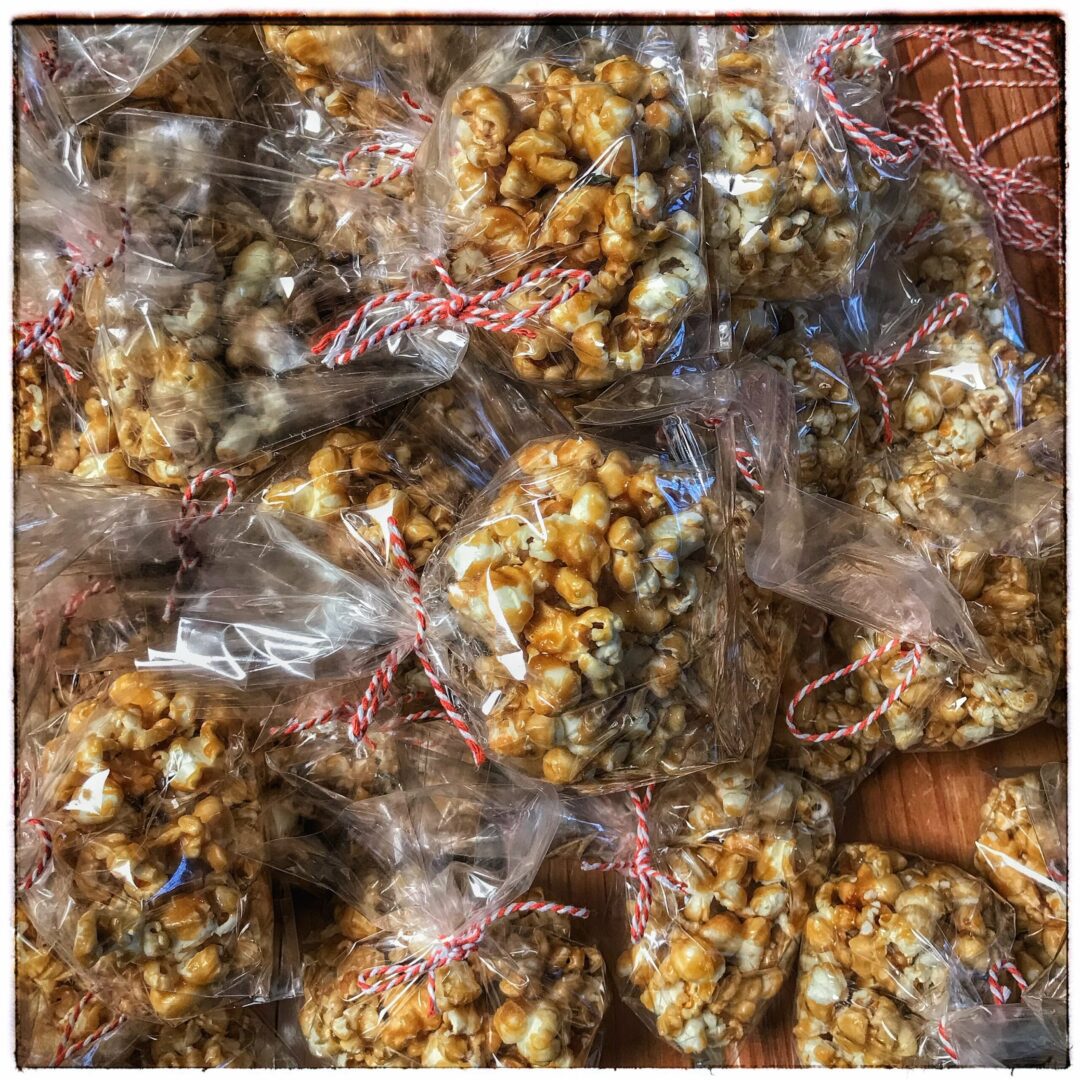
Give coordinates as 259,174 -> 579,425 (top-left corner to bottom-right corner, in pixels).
128,1008 -> 297,1067
841,272 -> 1029,460
423,431 -> 737,790
606,765 -> 836,1062
973,764 -> 1066,986
690,23 -> 916,301
16,899 -> 137,1067
419,26 -> 709,388
258,23 -> 512,135
296,772 -> 609,1066
91,110 -> 463,487
18,671 -> 276,1022
891,167 -> 1024,346
45,23 -> 206,123
794,843 -> 1016,1067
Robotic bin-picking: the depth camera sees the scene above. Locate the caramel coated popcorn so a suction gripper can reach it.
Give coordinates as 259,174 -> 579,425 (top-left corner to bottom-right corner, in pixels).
795,844 -> 1013,1068
974,768 -> 1066,984
300,894 -> 608,1067
25,673 -> 273,1021
618,766 -> 835,1061
695,25 -> 885,300
427,435 -> 729,788
441,47 -> 706,386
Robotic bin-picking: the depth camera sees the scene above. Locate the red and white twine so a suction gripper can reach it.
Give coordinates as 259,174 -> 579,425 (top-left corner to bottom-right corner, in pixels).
162,467 -> 238,622
785,638 -> 925,744
987,959 -> 1028,1005
14,206 -> 130,381
273,515 -> 485,764
581,785 -> 688,944
312,257 -> 591,369
937,1018 -> 959,1063
848,292 -> 971,445
808,24 -> 918,167
355,899 -> 589,1015
62,577 -> 116,620
51,991 -> 126,1067
889,24 -> 1062,322
335,91 -> 433,189
19,816 -> 53,892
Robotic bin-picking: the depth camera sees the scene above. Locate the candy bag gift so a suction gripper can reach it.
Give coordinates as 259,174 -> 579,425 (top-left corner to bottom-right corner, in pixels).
794,843 -> 1018,1067
690,22 -> 917,301
18,671 -> 276,1023
423,430 -> 736,790
92,110 -> 463,487
419,25 -> 708,389
583,764 -> 835,1062
973,763 -> 1066,986
297,771 -> 609,1066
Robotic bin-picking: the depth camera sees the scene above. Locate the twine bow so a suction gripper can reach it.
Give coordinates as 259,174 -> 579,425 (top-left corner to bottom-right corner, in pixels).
808,25 -> 918,167
311,257 -> 592,370
848,291 -> 971,445
334,91 -> 435,189
785,638 -> 925,743
14,206 -> 130,382
272,515 -> 485,764
355,900 -> 589,1015
163,467 -> 238,622
582,785 -> 688,943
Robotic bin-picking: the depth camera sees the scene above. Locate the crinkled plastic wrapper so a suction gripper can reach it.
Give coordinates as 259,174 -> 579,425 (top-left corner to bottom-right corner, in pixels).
18,672 -> 277,1022
614,764 -> 835,1062
690,23 -> 915,301
891,167 -> 1024,345
420,26 -> 709,388
297,774 -> 609,1066
974,764 -> 1066,986
91,110 -> 463,487
49,23 -> 207,123
424,432 -> 738,790
795,843 -> 1016,1067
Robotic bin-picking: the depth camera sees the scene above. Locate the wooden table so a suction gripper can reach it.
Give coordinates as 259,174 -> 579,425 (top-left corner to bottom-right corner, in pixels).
539,19 -> 1066,1068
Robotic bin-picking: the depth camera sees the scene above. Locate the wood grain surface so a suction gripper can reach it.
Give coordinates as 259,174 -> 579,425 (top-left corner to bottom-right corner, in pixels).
538,19 -> 1066,1068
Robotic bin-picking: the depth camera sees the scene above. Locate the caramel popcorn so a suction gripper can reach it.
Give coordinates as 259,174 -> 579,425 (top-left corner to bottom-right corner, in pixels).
617,766 -> 835,1061
137,1009 -> 285,1067
974,768 -> 1066,984
16,902 -> 127,1067
300,893 -> 608,1067
795,843 -> 1014,1068
894,168 -> 1019,336
441,44 -> 706,386
761,327 -> 860,496
426,435 -> 731,789
694,25 -> 889,300
23,673 -> 274,1021
858,314 -> 1028,467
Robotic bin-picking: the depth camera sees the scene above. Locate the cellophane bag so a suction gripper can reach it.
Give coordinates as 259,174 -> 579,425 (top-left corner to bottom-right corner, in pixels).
418,25 -> 709,389
297,772 -> 609,1066
577,357 -> 806,768
16,899 -> 140,1066
258,347 -> 567,569
258,23 -> 514,134
840,269 -> 1030,461
17,670 -> 276,1022
126,1008 -> 297,1067
90,109 -> 463,487
794,843 -> 1017,1067
973,763 -> 1066,986
890,167 -> 1024,345
690,23 -> 916,301
42,23 -> 206,123
757,313 -> 861,497
603,763 -> 836,1062
423,430 -> 737,790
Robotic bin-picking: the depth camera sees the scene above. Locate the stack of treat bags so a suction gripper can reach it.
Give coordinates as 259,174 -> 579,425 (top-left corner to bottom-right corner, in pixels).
14,20 -> 1064,1069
